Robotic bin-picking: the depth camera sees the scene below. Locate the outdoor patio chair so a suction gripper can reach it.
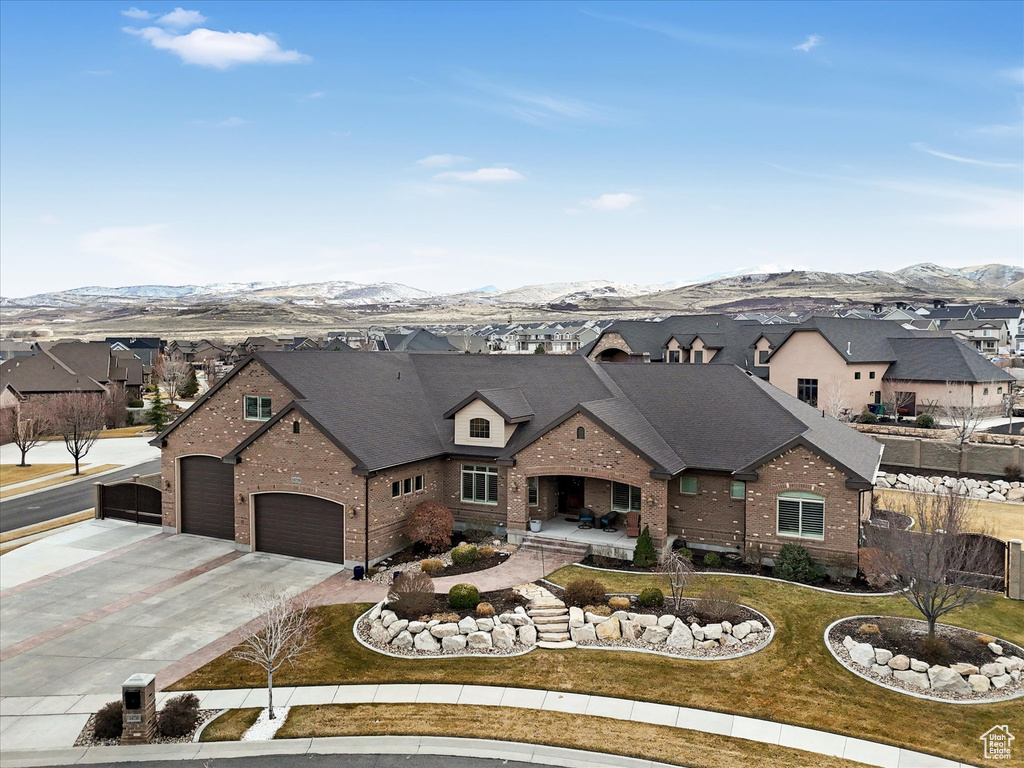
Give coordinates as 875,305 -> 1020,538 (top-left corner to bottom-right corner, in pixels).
599,511 -> 618,532
626,511 -> 640,537
577,508 -> 594,529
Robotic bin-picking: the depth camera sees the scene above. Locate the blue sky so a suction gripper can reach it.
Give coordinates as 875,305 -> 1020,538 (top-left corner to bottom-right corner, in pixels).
1,1 -> 1021,296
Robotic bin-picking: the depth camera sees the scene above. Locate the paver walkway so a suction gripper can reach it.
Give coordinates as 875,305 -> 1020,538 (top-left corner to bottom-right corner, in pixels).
0,683 -> 971,768
432,546 -> 586,592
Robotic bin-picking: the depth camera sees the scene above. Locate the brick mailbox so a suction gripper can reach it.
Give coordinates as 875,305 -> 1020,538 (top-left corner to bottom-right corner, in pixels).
121,673 -> 157,744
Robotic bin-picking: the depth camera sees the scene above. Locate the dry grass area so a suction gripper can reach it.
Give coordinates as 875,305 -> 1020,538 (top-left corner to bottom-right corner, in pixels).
874,488 -> 1023,541
173,570 -> 1023,766
200,708 -> 261,742
0,464 -> 77,487
38,425 -> 153,441
271,704 -> 873,768
0,464 -> 119,499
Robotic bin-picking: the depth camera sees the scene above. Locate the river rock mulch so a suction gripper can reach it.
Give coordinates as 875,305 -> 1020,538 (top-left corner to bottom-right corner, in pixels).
828,616 -> 1024,701
74,709 -> 220,747
367,538 -> 514,585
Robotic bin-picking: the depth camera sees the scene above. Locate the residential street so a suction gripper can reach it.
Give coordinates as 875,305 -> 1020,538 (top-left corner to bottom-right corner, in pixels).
32,755 -> 535,768
0,458 -> 160,532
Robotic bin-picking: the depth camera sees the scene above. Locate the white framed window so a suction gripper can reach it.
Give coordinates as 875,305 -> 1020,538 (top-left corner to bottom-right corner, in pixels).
692,350 -> 704,364
730,480 -> 746,500
415,475 -> 424,492
469,418 -> 490,439
462,464 -> 498,504
244,395 -> 272,421
403,477 -> 412,495
528,476 -> 538,506
612,481 -> 642,513
667,350 -> 681,363
391,480 -> 401,498
777,492 -> 825,540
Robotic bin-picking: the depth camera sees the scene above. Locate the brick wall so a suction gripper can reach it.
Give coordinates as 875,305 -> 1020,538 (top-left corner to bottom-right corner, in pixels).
442,459 -> 508,527
668,472 -> 745,549
744,444 -> 862,568
510,413 -> 668,545
161,360 -> 294,528
367,458 -> 445,561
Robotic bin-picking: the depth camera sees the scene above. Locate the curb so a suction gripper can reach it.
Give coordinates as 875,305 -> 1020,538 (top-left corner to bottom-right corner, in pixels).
823,615 -> 1024,705
192,709 -> 229,743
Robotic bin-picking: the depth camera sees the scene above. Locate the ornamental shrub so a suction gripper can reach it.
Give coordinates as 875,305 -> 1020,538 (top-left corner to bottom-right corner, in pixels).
93,700 -> 123,740
388,571 -> 435,619
475,602 -> 495,617
702,551 -> 721,567
914,414 -> 935,429
583,604 -> 611,616
420,558 -> 443,573
695,583 -> 740,623
451,543 -> 478,565
637,586 -> 664,608
608,596 -> 631,611
447,583 -> 480,610
157,693 -> 200,738
478,545 -> 495,558
675,547 -> 693,561
407,500 -> 453,553
858,410 -> 878,424
773,543 -> 826,584
563,577 -> 607,607
632,525 -> 657,568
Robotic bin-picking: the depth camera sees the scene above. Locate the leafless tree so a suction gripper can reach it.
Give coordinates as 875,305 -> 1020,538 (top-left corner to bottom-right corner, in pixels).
51,392 -> 106,474
232,589 -> 318,719
201,358 -> 220,388
940,383 -> 985,477
819,375 -> 853,420
658,549 -> 697,613
4,401 -> 52,467
105,384 -> 129,429
881,379 -> 918,422
863,488 -> 997,636
154,354 -> 192,406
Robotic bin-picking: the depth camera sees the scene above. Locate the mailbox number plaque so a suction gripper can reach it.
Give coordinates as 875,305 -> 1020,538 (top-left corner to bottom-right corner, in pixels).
126,713 -> 142,723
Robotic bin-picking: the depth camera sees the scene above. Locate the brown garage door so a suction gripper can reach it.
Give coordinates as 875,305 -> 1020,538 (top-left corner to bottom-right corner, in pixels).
179,456 -> 235,540
254,494 -> 345,564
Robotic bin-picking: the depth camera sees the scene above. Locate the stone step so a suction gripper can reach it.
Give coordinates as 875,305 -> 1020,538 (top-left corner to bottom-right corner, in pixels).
538,631 -> 571,642
532,614 -> 569,625
535,623 -> 569,633
536,639 -> 577,650
528,608 -> 567,617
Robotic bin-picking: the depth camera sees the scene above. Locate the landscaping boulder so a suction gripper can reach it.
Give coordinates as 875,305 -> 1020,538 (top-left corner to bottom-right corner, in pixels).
991,674 -> 1012,689
391,630 -> 413,649
633,614 -> 658,627
596,617 -> 621,641
721,635 -> 740,647
499,613 -> 529,627
492,624 -> 516,649
871,664 -> 892,679
611,611 -> 630,622
658,614 -> 676,629
467,631 -> 492,649
476,618 -> 495,632
842,635 -> 855,651
874,648 -> 893,665
620,620 -> 641,641
988,642 -> 1003,654
458,617 -> 478,635
586,611 -> 611,624
568,607 -> 585,629
442,634 -> 467,652
430,622 -> 460,639
1001,656 -> 1024,672
414,631 -> 440,651
369,602 -> 384,622
370,621 -> 391,644
888,655 -> 910,671
642,626 -> 670,644
571,624 -> 597,643
747,620 -> 764,633
381,610 -> 398,628
968,674 -> 991,693
388,619 -> 409,638
950,663 -> 979,676
849,643 -> 877,668
721,621 -> 732,634
910,658 -> 929,672
691,624 -> 705,641
408,621 -> 427,634
893,670 -> 929,689
519,624 -> 537,646
667,621 -> 694,650
703,623 -> 723,641
928,666 -> 970,694
980,662 -> 1006,678
731,622 -> 751,640
697,639 -> 718,649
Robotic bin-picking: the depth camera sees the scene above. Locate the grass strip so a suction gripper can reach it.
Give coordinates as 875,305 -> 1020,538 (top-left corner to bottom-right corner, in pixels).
199,707 -> 262,742
0,464 -> 77,487
0,464 -> 120,499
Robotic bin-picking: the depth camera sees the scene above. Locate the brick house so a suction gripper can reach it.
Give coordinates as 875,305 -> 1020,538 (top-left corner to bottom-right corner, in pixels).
151,352 -> 882,573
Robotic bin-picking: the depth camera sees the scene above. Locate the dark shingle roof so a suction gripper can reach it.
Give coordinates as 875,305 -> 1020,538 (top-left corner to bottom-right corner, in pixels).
588,315 -> 769,368
770,317 -> 921,363
0,348 -> 106,394
883,338 -> 1015,383
384,329 -> 458,352
443,388 -> 535,422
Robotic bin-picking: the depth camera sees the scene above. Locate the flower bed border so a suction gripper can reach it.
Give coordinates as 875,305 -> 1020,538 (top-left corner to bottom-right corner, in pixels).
824,615 -> 1024,705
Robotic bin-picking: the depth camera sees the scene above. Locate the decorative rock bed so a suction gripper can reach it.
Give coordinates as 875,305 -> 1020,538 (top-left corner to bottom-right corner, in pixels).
367,539 -> 515,585
570,601 -> 773,659
74,710 -> 221,747
875,472 -> 1024,502
356,600 -> 538,657
826,616 -> 1024,703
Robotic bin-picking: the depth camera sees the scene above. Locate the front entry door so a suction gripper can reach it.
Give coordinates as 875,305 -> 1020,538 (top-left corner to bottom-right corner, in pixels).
557,476 -> 585,514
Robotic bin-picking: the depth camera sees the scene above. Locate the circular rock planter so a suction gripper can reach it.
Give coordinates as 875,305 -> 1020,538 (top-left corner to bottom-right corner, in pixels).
356,600 -> 538,658
570,601 -> 773,660
826,615 -> 1024,703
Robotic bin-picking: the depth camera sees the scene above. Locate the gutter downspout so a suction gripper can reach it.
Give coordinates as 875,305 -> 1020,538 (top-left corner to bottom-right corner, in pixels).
364,476 -> 370,573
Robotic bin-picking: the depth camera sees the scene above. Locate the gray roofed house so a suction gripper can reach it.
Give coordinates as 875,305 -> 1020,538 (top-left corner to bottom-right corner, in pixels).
0,340 -> 144,399
375,328 -> 459,352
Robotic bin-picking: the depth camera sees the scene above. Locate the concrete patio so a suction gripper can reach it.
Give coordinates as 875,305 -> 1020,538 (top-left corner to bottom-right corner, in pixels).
507,515 -> 636,559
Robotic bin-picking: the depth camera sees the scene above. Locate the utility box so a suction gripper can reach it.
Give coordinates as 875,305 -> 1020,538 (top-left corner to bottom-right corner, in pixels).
120,673 -> 157,744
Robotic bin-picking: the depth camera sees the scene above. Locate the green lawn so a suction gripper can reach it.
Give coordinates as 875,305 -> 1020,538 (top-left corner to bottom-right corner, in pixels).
173,568 -> 1023,766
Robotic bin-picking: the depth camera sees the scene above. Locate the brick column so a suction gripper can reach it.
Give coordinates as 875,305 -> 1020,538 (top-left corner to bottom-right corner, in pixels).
644,479 -> 668,548
506,468 -> 528,532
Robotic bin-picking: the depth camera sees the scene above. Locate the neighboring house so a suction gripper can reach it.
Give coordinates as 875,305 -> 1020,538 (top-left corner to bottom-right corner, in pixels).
151,352 -> 880,573
370,328 -> 458,352
922,303 -> 1024,339
0,340 -> 34,362
166,340 -> 230,365
763,317 -> 1014,417
943,319 -> 1009,355
106,337 -> 163,367
0,340 -> 144,400
445,333 -> 489,354
0,382 -> 22,445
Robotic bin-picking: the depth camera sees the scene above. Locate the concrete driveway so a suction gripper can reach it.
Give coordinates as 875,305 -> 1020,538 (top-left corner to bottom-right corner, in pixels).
0,520 -> 342,750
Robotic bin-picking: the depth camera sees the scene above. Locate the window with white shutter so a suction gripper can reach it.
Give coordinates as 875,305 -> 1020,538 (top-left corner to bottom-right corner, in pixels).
776,492 -> 825,540
612,482 -> 641,512
461,465 -> 498,504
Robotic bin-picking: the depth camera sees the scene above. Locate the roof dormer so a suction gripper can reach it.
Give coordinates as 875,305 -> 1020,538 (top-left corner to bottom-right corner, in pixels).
443,388 -> 533,448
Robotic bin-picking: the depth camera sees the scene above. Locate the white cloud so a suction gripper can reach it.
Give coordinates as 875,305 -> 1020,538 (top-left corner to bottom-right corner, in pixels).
434,167 -> 523,182
582,192 -> 642,211
192,116 -> 249,127
971,123 -> 1023,138
416,154 -> 470,168
121,7 -> 153,20
155,7 -> 206,29
911,143 -> 1019,169
793,34 -> 822,53
306,91 -> 324,99
997,67 -> 1024,85
123,25 -> 310,69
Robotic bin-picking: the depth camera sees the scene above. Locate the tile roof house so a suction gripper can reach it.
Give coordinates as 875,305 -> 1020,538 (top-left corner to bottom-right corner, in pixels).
0,341 -> 144,399
152,351 -> 881,573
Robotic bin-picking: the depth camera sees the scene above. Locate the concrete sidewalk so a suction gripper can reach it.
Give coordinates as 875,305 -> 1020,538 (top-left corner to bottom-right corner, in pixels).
0,437 -> 160,471
0,683 -> 972,768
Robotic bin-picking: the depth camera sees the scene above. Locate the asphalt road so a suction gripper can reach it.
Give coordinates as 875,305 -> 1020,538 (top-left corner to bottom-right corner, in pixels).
39,755 -> 536,768
0,459 -> 161,533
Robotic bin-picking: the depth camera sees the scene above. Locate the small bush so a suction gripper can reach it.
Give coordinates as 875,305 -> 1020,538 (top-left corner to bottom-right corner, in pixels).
857,623 -> 880,635
608,596 -> 631,611
388,571 -> 435,619
916,635 -> 952,666
914,414 -> 935,429
93,700 -> 123,740
451,543 -> 478,565
632,525 -> 657,568
447,583 -> 480,610
478,545 -> 495,558
563,577 -> 607,607
420,558 -> 443,574
158,693 -> 200,738
1005,463 -> 1023,482
702,552 -> 721,568
695,583 -> 740,623
430,611 -> 460,623
407,500 -> 454,553
859,548 -> 898,588
127,398 -> 144,408
859,411 -> 877,424
463,517 -> 493,544
676,547 -> 693,561
583,604 -> 611,616
475,602 -> 495,617
637,586 -> 665,608
773,544 -> 826,584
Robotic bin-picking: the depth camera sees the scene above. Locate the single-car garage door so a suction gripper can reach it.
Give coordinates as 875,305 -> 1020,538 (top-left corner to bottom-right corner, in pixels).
254,493 -> 345,564
179,456 -> 235,540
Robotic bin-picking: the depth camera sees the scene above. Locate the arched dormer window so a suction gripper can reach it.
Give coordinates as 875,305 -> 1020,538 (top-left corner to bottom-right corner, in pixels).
576,426 -> 585,440
469,418 -> 490,439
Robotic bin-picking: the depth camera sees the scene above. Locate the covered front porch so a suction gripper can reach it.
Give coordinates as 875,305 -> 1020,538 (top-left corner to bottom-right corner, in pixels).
507,514 -> 639,560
